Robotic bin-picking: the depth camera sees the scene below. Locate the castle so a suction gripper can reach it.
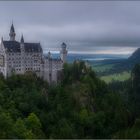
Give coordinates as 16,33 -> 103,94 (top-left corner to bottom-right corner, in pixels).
0,24 -> 68,83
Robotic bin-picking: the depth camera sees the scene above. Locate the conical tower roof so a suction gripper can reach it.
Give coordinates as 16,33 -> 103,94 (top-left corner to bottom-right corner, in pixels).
21,34 -> 24,43
10,23 -> 15,33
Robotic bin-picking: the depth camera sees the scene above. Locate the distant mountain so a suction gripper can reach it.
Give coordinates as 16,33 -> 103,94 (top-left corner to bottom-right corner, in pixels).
111,48 -> 140,73
48,53 -> 129,63
93,48 -> 140,76
129,48 -> 140,61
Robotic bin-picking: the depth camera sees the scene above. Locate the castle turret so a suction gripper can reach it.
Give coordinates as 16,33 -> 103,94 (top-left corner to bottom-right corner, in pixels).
20,34 -> 24,51
60,42 -> 67,63
21,34 -> 24,43
20,34 -> 25,73
48,51 -> 52,83
9,23 -> 16,41
48,51 -> 51,59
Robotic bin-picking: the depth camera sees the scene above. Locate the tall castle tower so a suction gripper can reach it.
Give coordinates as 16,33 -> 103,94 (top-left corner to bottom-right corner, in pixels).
20,34 -> 25,73
9,23 -> 16,41
60,42 -> 67,63
48,51 -> 52,83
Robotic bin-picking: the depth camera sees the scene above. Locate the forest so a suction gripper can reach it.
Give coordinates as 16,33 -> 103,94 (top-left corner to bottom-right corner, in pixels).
0,61 -> 140,138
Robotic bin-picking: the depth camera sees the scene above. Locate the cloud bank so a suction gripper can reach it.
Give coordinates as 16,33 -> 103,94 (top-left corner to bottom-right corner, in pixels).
0,1 -> 140,54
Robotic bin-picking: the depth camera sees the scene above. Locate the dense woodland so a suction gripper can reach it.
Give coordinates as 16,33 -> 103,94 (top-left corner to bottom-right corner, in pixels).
0,61 -> 140,138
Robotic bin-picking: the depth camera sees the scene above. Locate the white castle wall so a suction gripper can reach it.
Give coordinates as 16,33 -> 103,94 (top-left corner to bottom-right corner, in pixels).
0,45 -> 66,83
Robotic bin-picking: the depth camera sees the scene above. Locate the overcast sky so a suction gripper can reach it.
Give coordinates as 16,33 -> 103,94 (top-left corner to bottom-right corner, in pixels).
0,1 -> 140,54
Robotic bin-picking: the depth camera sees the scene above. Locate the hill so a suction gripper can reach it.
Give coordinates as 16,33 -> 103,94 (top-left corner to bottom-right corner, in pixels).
91,48 -> 140,76
0,61 -> 140,138
0,61 -> 134,139
113,48 -> 140,73
129,48 -> 140,61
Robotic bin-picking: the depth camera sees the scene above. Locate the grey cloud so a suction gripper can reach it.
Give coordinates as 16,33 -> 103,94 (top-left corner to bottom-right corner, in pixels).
0,1 -> 140,54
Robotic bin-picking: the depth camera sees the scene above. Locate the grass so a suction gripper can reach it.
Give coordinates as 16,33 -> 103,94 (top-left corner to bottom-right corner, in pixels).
90,60 -> 131,83
101,71 -> 131,83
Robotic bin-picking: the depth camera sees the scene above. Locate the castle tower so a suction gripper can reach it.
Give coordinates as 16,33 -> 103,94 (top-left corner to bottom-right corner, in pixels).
20,34 -> 25,73
60,42 -> 67,63
48,51 -> 52,83
48,51 -> 51,59
21,34 -> 24,44
20,34 -> 24,51
9,23 -> 16,41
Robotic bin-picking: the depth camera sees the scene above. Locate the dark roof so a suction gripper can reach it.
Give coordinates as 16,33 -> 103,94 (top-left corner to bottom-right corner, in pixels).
24,43 -> 42,52
21,35 -> 24,43
10,24 -> 15,33
61,42 -> 66,47
3,41 -> 42,53
3,41 -> 20,52
62,42 -> 66,46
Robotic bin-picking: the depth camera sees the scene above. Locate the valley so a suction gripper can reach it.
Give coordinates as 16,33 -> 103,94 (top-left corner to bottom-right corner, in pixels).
85,48 -> 140,83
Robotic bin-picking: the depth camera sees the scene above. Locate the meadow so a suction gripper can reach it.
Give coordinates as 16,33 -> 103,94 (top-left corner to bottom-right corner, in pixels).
92,62 -> 131,83
100,71 -> 131,83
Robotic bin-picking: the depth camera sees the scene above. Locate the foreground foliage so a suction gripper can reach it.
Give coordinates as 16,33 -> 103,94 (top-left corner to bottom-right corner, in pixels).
0,61 -> 139,138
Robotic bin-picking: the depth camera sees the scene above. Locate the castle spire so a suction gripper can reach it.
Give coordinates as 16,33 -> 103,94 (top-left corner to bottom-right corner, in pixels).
9,23 -> 16,41
11,23 -> 15,32
20,34 -> 24,43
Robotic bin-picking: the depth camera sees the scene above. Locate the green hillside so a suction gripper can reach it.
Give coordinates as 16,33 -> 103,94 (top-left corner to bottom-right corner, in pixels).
89,48 -> 140,83
0,61 -> 140,138
101,71 -> 131,83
